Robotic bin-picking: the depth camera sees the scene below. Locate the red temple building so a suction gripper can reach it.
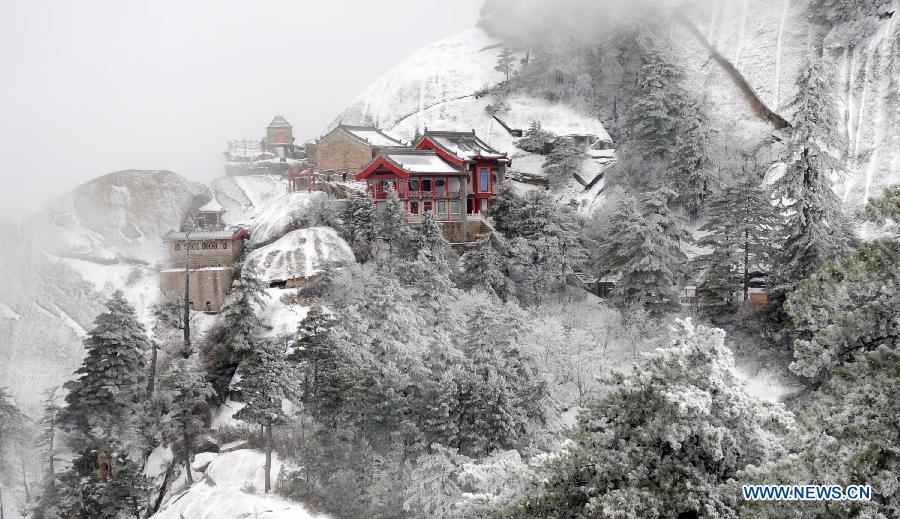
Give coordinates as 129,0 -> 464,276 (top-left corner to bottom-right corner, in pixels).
414,130 -> 509,215
355,130 -> 509,222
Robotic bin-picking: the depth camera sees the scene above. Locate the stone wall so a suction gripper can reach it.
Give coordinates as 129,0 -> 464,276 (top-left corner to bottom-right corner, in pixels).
315,131 -> 373,172
267,127 -> 293,145
438,219 -> 490,244
159,267 -> 233,312
168,238 -> 244,269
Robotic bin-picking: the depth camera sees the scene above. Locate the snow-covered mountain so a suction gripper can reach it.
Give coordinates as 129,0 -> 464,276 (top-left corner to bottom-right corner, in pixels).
332,1 -> 900,206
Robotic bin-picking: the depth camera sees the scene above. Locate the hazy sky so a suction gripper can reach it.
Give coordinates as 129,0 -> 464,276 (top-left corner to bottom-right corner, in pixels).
0,0 -> 481,219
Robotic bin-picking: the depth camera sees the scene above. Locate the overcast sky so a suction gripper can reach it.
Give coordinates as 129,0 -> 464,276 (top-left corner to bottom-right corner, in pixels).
0,0 -> 481,219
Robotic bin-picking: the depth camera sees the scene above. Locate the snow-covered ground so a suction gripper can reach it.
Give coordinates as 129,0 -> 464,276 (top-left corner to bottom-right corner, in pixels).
246,227 -> 354,285
151,449 -> 325,519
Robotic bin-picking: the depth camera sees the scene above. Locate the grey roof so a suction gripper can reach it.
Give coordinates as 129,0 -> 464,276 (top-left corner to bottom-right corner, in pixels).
417,130 -> 508,161
164,228 -> 247,241
320,124 -> 403,147
198,197 -> 224,213
267,115 -> 292,128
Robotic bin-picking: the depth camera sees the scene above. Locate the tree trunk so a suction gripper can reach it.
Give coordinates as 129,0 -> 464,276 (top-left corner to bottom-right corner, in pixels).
264,424 -> 273,493
183,257 -> 191,358
148,340 -> 158,397
674,11 -> 790,129
20,457 -> 29,503
1,487 -> 5,519
184,455 -> 193,485
743,230 -> 750,302
47,415 -> 55,485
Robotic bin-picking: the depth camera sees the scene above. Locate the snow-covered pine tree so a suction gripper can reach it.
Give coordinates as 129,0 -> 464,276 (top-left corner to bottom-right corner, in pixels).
35,387 -> 63,486
460,232 -> 508,299
541,137 -> 582,187
667,105 -> 714,217
487,180 -> 523,235
769,63 -> 854,319
514,120 -> 556,154
0,387 -> 28,475
61,291 -> 149,447
598,188 -> 689,313
402,444 -> 466,519
380,183 -> 409,253
207,259 -> 269,397
494,47 -> 516,81
695,181 -> 777,311
516,319 -> 794,518
233,339 -> 297,493
159,358 -> 214,485
411,210 -> 451,261
342,192 -> 379,246
291,305 -> 339,407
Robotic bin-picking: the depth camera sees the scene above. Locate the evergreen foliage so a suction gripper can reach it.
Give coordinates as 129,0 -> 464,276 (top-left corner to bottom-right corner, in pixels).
411,210 -> 452,261
342,192 -> 379,246
380,183 -> 409,253
514,120 -> 556,154
515,319 -> 793,518
159,358 -> 214,485
694,181 -> 777,311
495,47 -> 516,81
769,63 -> 854,318
60,291 -> 149,446
487,181 -> 523,235
460,232 -> 508,299
598,189 -> 689,313
541,137 -> 582,187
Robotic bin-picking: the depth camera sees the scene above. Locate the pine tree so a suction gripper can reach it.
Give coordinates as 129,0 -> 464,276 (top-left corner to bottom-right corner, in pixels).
667,106 -> 715,217
598,188 -> 689,313
487,181 -> 523,235
61,291 -> 149,447
695,181 -> 777,311
769,63 -> 854,318
291,305 -> 338,405
411,211 -> 451,261
0,387 -> 28,475
207,259 -> 270,396
494,47 -> 516,81
514,120 -> 556,154
380,183 -> 409,253
159,358 -> 214,486
233,339 -> 297,493
460,232 -> 508,299
541,137 -> 582,187
342,192 -> 379,246
402,445 -> 465,518
35,387 -> 63,487
516,319 -> 793,518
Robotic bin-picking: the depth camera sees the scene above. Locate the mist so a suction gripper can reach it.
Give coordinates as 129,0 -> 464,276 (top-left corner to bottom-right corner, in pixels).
0,0 -> 480,220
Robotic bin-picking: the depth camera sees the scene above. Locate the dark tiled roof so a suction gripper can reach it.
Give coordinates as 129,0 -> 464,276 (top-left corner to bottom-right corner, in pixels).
418,130 -> 507,161
164,228 -> 247,241
267,115 -> 292,128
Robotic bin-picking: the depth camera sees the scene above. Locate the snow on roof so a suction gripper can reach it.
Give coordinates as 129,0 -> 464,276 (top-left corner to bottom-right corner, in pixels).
245,227 -> 354,283
164,228 -> 246,241
383,149 -> 463,174
198,197 -> 224,213
421,130 -> 507,161
267,115 -> 291,128
341,125 -> 403,146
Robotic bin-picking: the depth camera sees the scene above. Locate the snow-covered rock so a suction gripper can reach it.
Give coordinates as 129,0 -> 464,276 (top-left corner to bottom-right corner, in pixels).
249,191 -> 326,246
152,449 -> 325,519
245,227 -> 354,285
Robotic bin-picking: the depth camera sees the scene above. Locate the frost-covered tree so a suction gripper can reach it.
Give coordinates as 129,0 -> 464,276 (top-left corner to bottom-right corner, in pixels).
809,0 -> 892,47
769,63 -> 854,318
342,192 -> 379,246
487,181 -> 523,235
411,210 -> 452,261
495,47 -> 516,81
206,259 -> 269,396
61,291 -> 149,447
291,305 -> 344,413
514,120 -> 556,154
159,358 -> 214,485
402,445 -> 466,519
505,190 -> 587,302
541,137 -> 582,187
667,106 -> 714,217
516,319 -> 794,518
0,387 -> 28,476
695,181 -> 777,311
380,183 -> 409,253
598,188 -> 689,313
35,387 -> 63,485
233,340 -> 297,492
460,232 -> 508,299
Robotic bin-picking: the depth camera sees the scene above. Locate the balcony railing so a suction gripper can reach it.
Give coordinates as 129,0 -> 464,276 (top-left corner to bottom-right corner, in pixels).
373,190 -> 463,200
